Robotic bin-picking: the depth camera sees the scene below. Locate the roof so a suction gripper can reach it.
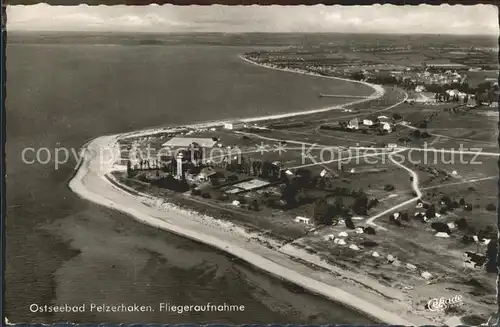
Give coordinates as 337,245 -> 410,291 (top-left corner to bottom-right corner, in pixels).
225,120 -> 245,125
162,137 -> 217,148
200,167 -> 216,176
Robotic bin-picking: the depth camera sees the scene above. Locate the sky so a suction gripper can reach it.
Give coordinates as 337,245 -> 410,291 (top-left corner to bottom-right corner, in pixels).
6,4 -> 499,35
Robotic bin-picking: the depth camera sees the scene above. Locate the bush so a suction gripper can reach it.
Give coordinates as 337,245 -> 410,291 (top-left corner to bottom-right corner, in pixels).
400,212 -> 409,221
192,189 -> 202,196
249,200 -> 260,211
459,198 -> 466,206
201,192 -> 211,199
462,235 -> 474,245
431,222 -> 451,234
361,240 -> 378,247
389,216 -> 402,227
486,203 -> 496,211
364,226 -> 376,235
384,184 -> 395,191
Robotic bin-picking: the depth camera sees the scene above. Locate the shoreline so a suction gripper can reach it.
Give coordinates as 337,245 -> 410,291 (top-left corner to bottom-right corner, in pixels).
68,55 -> 432,325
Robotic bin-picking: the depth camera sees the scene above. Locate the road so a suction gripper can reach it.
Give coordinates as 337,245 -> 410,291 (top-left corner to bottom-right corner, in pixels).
365,150 -> 422,231
398,123 -> 497,146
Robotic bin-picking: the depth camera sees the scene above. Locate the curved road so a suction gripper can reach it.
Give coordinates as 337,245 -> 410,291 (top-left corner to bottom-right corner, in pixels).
365,150 -> 422,231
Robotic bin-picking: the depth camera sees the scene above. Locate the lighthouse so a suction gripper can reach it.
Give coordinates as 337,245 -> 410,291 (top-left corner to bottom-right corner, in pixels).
175,152 -> 184,180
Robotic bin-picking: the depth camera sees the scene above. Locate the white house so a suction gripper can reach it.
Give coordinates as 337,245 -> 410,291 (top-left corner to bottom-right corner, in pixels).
224,121 -> 246,130
415,85 -> 426,92
436,232 -> 450,238
294,216 -> 311,225
347,118 -> 359,130
381,122 -> 392,132
349,244 -> 360,251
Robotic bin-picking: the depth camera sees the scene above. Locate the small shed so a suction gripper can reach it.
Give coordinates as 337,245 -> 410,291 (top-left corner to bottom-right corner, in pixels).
334,238 -> 346,245
294,216 -> 311,225
324,234 -> 335,241
349,244 -> 360,251
421,271 -> 433,280
224,121 -> 246,130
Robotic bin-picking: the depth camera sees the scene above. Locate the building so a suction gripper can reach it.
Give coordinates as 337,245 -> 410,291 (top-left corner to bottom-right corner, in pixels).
224,121 -> 246,130
294,216 -> 311,225
362,119 -> 374,126
415,85 -> 426,93
347,118 -> 359,130
198,167 -> 217,182
175,152 -> 184,180
387,143 -> 398,149
467,98 -> 478,108
381,122 -> 392,132
162,137 -> 217,149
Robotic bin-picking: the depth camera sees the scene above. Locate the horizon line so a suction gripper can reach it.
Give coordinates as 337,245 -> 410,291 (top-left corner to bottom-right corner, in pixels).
7,30 -> 499,37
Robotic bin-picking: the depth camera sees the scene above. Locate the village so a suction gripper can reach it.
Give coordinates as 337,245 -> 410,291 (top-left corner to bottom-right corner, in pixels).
109,46 -> 498,324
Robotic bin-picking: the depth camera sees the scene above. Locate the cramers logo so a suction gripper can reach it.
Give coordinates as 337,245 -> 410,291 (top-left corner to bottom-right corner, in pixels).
428,295 -> 464,312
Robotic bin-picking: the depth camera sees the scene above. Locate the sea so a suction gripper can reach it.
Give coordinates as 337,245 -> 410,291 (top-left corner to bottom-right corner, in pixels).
5,32 -> 376,324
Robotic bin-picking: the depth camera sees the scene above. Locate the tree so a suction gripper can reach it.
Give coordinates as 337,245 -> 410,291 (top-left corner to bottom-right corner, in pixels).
344,216 -> 355,229
392,113 -> 402,121
126,160 -> 133,177
294,168 -> 313,188
485,239 -> 498,273
367,198 -> 379,210
282,184 -> 299,208
455,218 -> 468,231
250,200 -> 260,211
351,71 -> 365,81
425,205 -> 436,218
352,193 -> 369,215
313,198 -> 329,225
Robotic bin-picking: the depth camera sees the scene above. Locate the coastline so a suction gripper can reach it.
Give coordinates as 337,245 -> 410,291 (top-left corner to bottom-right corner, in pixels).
68,56 -> 433,325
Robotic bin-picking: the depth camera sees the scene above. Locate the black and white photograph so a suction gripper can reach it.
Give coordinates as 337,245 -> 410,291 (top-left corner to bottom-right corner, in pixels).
4,3 -> 499,326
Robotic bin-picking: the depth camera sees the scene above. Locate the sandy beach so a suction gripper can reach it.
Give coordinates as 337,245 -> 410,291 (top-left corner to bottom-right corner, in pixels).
69,57 -> 434,325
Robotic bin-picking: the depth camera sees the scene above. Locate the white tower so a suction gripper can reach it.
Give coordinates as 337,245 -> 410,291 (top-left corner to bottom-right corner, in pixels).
176,152 -> 184,180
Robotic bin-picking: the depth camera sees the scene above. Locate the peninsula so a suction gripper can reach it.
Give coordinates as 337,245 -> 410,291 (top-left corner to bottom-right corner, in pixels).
70,51 -> 498,326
